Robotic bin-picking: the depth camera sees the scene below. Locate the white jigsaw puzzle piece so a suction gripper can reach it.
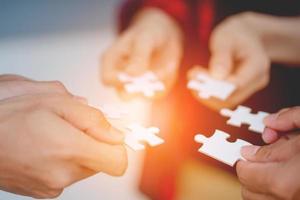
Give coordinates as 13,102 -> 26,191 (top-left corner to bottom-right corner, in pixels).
118,71 -> 165,97
125,123 -> 164,151
187,72 -> 236,100
194,130 -> 251,166
220,106 -> 269,133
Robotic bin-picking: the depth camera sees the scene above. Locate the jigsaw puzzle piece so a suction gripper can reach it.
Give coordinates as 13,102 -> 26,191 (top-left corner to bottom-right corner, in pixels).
125,123 -> 164,151
220,106 -> 269,133
194,130 -> 251,166
187,72 -> 236,100
118,71 -> 165,97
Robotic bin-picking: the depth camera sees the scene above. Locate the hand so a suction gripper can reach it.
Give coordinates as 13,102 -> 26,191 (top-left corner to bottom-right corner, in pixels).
263,106 -> 300,143
0,92 -> 127,198
188,12 -> 271,110
101,8 -> 183,96
237,134 -> 300,200
0,74 -> 78,101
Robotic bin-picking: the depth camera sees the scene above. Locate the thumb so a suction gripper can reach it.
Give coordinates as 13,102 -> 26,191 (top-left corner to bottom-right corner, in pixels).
264,106 -> 300,132
241,134 -> 298,162
47,96 -> 124,145
209,40 -> 233,79
126,34 -> 153,75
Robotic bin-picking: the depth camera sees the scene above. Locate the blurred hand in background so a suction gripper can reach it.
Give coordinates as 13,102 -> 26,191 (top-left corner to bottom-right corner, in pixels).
188,13 -> 300,110
101,8 -> 183,97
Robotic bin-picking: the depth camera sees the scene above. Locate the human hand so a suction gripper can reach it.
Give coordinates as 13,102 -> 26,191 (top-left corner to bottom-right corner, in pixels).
101,8 -> 183,97
189,12 -> 271,110
236,134 -> 300,200
0,93 -> 127,198
262,106 -> 300,144
0,74 -> 83,101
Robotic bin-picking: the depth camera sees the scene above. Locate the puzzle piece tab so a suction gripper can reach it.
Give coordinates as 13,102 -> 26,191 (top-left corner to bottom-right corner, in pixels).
220,106 -> 269,133
194,130 -> 251,166
118,71 -> 165,97
125,123 -> 164,150
187,72 -> 236,100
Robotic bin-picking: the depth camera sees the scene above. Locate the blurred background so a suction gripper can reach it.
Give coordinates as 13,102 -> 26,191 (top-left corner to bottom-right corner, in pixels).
0,0 -> 150,199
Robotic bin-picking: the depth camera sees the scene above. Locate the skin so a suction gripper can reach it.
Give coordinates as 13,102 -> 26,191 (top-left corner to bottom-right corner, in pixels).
102,9 -> 300,107
102,7 -> 300,199
188,13 -> 300,110
0,75 -> 127,198
236,107 -> 300,200
101,8 -> 183,97
263,107 -> 300,144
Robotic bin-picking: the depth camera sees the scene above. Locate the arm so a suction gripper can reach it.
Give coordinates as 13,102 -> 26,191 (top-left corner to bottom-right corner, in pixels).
247,14 -> 300,65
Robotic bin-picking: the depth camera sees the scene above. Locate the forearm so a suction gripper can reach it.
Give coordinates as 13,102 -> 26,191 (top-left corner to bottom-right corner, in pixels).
250,13 -> 300,65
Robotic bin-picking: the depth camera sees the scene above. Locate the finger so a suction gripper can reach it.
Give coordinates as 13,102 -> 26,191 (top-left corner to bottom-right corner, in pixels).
236,160 -> 277,194
209,33 -> 234,79
46,96 -> 124,144
209,48 -> 233,80
125,33 -> 154,75
154,34 -> 182,89
53,115 -> 127,176
227,51 -> 270,90
264,106 -> 300,132
0,80 -> 72,100
241,187 -> 275,200
241,136 -> 296,162
0,74 -> 32,81
262,127 -> 279,144
72,128 -> 127,176
101,31 -> 133,86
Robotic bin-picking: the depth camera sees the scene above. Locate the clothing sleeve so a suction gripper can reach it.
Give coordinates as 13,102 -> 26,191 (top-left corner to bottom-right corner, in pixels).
118,0 -> 190,32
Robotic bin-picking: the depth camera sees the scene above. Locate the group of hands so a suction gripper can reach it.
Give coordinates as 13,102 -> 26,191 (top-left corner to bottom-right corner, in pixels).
102,8 -> 300,200
0,8 -> 299,200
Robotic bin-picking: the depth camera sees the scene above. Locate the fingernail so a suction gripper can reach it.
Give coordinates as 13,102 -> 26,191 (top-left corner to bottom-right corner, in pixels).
74,96 -> 88,104
262,128 -> 278,144
263,113 -> 277,125
241,145 -> 260,158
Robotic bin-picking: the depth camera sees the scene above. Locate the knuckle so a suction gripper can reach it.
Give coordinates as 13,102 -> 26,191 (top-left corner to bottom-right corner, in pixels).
46,171 -> 73,190
88,110 -> 107,127
47,80 -> 68,93
49,80 -> 65,89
